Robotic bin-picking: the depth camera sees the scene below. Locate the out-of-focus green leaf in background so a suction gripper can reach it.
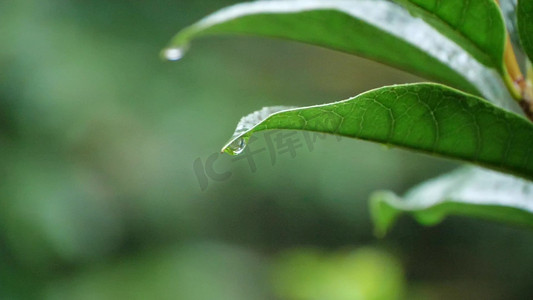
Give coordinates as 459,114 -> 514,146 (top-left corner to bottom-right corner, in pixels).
2,1 -> 533,299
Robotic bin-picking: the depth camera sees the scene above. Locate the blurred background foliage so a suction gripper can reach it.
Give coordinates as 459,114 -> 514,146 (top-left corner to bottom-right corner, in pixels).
1,1 -> 533,299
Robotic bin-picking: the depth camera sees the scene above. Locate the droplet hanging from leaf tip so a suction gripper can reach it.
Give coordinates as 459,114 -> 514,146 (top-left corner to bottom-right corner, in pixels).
162,45 -> 188,61
225,138 -> 246,155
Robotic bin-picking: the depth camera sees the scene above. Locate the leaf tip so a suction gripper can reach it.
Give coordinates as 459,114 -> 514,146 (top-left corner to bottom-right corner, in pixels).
221,136 -> 247,156
161,44 -> 189,61
369,191 -> 403,238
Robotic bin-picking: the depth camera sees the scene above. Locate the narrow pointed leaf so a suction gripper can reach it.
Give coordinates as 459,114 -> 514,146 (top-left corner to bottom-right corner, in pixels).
518,0 -> 533,62
370,167 -> 533,237
222,83 -> 533,180
167,0 -> 509,104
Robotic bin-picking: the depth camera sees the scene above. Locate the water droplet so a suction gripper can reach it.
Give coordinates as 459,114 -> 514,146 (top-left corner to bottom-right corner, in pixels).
162,46 -> 187,61
227,138 -> 246,155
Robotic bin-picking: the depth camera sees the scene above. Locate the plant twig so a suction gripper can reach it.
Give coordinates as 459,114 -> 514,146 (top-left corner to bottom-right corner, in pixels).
507,44 -> 533,121
497,0 -> 533,121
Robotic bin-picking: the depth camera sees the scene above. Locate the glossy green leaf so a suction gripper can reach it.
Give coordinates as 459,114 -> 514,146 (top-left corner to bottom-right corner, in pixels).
166,0 -> 509,104
222,83 -> 533,180
518,0 -> 533,62
370,167 -> 533,237
394,0 -> 505,69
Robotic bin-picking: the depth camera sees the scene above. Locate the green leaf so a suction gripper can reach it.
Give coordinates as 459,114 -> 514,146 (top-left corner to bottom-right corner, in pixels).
394,0 -> 505,70
518,0 -> 533,62
370,167 -> 533,237
166,0 -> 509,104
221,83 -> 533,180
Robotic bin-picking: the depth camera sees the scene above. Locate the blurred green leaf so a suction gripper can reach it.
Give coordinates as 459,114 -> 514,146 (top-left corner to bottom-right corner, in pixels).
167,0 -> 508,100
271,247 -> 404,300
222,83 -> 533,180
370,167 -> 533,237
518,0 -> 533,62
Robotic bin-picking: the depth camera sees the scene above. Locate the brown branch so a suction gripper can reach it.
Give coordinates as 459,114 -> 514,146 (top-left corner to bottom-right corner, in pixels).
518,77 -> 533,121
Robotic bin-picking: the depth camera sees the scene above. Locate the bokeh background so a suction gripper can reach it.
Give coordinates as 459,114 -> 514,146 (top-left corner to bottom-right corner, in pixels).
1,1 -> 533,299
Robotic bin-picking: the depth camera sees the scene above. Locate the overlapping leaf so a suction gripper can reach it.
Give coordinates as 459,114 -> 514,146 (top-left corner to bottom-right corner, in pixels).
222,84 -> 533,180
166,0 -> 509,103
395,0 -> 505,70
371,167 -> 533,236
